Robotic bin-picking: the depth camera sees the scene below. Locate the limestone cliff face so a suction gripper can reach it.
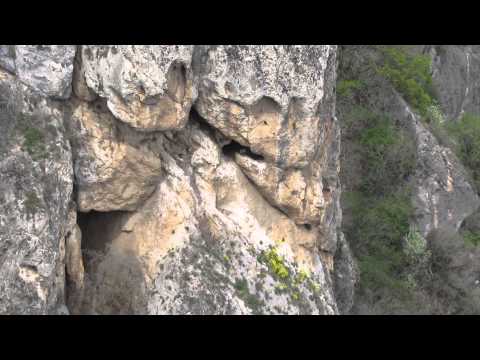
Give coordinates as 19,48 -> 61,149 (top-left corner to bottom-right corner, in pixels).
0,66 -> 74,314
0,45 -> 348,315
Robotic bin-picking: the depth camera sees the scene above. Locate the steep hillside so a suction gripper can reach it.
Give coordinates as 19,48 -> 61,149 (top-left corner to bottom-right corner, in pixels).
337,45 -> 480,314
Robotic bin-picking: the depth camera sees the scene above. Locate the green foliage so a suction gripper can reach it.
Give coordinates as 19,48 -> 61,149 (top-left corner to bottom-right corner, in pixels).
14,113 -> 48,160
353,196 -> 414,300
377,46 -> 435,116
256,246 -> 322,310
341,105 -> 418,304
445,113 -> 480,192
24,191 -> 41,214
233,277 -> 264,313
337,79 -> 365,99
462,230 -> 480,247
259,247 -> 289,280
404,225 -> 428,258
23,126 -> 45,155
345,107 -> 416,195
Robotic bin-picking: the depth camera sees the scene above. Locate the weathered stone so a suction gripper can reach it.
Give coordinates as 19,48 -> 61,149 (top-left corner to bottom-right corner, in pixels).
81,45 -> 196,131
66,98 -> 162,212
1,45 -> 347,315
65,219 -> 85,314
13,45 -> 76,99
412,113 -> 480,236
428,45 -> 480,121
0,45 -> 16,73
0,70 -> 74,314
77,121 -> 338,314
194,45 -> 335,167
72,46 -> 97,102
194,46 -> 340,230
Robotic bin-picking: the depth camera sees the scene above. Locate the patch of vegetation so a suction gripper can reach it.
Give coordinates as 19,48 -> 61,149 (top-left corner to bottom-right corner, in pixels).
337,79 -> 365,99
24,191 -> 41,214
23,126 -> 46,156
444,113 -> 480,192
256,246 -> 323,313
340,104 -> 419,307
343,106 -> 417,196
258,247 -> 289,280
13,113 -> 49,161
349,191 -> 415,300
376,46 -> 435,116
462,230 -> 480,247
233,277 -> 264,314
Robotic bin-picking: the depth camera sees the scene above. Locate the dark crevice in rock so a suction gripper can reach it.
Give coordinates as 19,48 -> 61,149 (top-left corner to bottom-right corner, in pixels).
222,140 -> 265,161
189,106 -> 215,134
189,106 -> 265,161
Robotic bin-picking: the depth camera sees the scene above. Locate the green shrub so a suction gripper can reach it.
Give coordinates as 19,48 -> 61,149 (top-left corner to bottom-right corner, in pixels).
24,191 -> 41,214
259,247 -> 289,280
344,107 -> 416,195
337,79 -> 365,99
404,225 -> 428,259
463,230 -> 480,247
233,277 -> 264,313
341,106 -> 418,305
445,113 -> 480,192
377,46 -> 435,116
23,126 -> 45,155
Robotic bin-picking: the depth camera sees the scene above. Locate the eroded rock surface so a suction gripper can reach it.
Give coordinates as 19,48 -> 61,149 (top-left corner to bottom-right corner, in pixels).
427,45 -> 480,121
65,98 -> 162,212
0,70 -> 74,314
77,120 -> 338,314
80,45 -> 196,131
1,45 -> 347,315
0,45 -> 76,99
194,46 -> 341,228
413,115 -> 479,236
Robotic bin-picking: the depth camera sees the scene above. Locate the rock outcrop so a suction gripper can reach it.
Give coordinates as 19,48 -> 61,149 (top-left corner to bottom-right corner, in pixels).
0,69 -> 74,314
428,45 -> 480,121
65,98 -> 163,212
0,45 -> 347,315
79,45 -> 196,131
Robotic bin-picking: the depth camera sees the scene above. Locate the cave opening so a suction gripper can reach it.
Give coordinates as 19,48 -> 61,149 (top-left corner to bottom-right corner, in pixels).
77,210 -> 130,264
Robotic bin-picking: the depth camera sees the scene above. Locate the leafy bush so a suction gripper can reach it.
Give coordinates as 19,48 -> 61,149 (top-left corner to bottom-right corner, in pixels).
337,79 -> 365,99
340,105 -> 418,305
259,247 -> 289,280
445,113 -> 480,192
377,46 -> 435,116
462,230 -> 480,247
404,225 -> 429,259
344,107 -> 416,196
23,126 -> 45,156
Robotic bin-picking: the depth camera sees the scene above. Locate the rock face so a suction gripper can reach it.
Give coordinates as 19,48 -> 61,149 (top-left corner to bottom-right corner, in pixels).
77,120 -> 337,314
428,45 -> 480,121
0,45 -> 347,315
0,45 -> 76,99
413,116 -> 479,236
194,46 -> 341,228
0,69 -> 74,314
80,45 -> 196,131
65,98 -> 162,212
72,45 -> 343,315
